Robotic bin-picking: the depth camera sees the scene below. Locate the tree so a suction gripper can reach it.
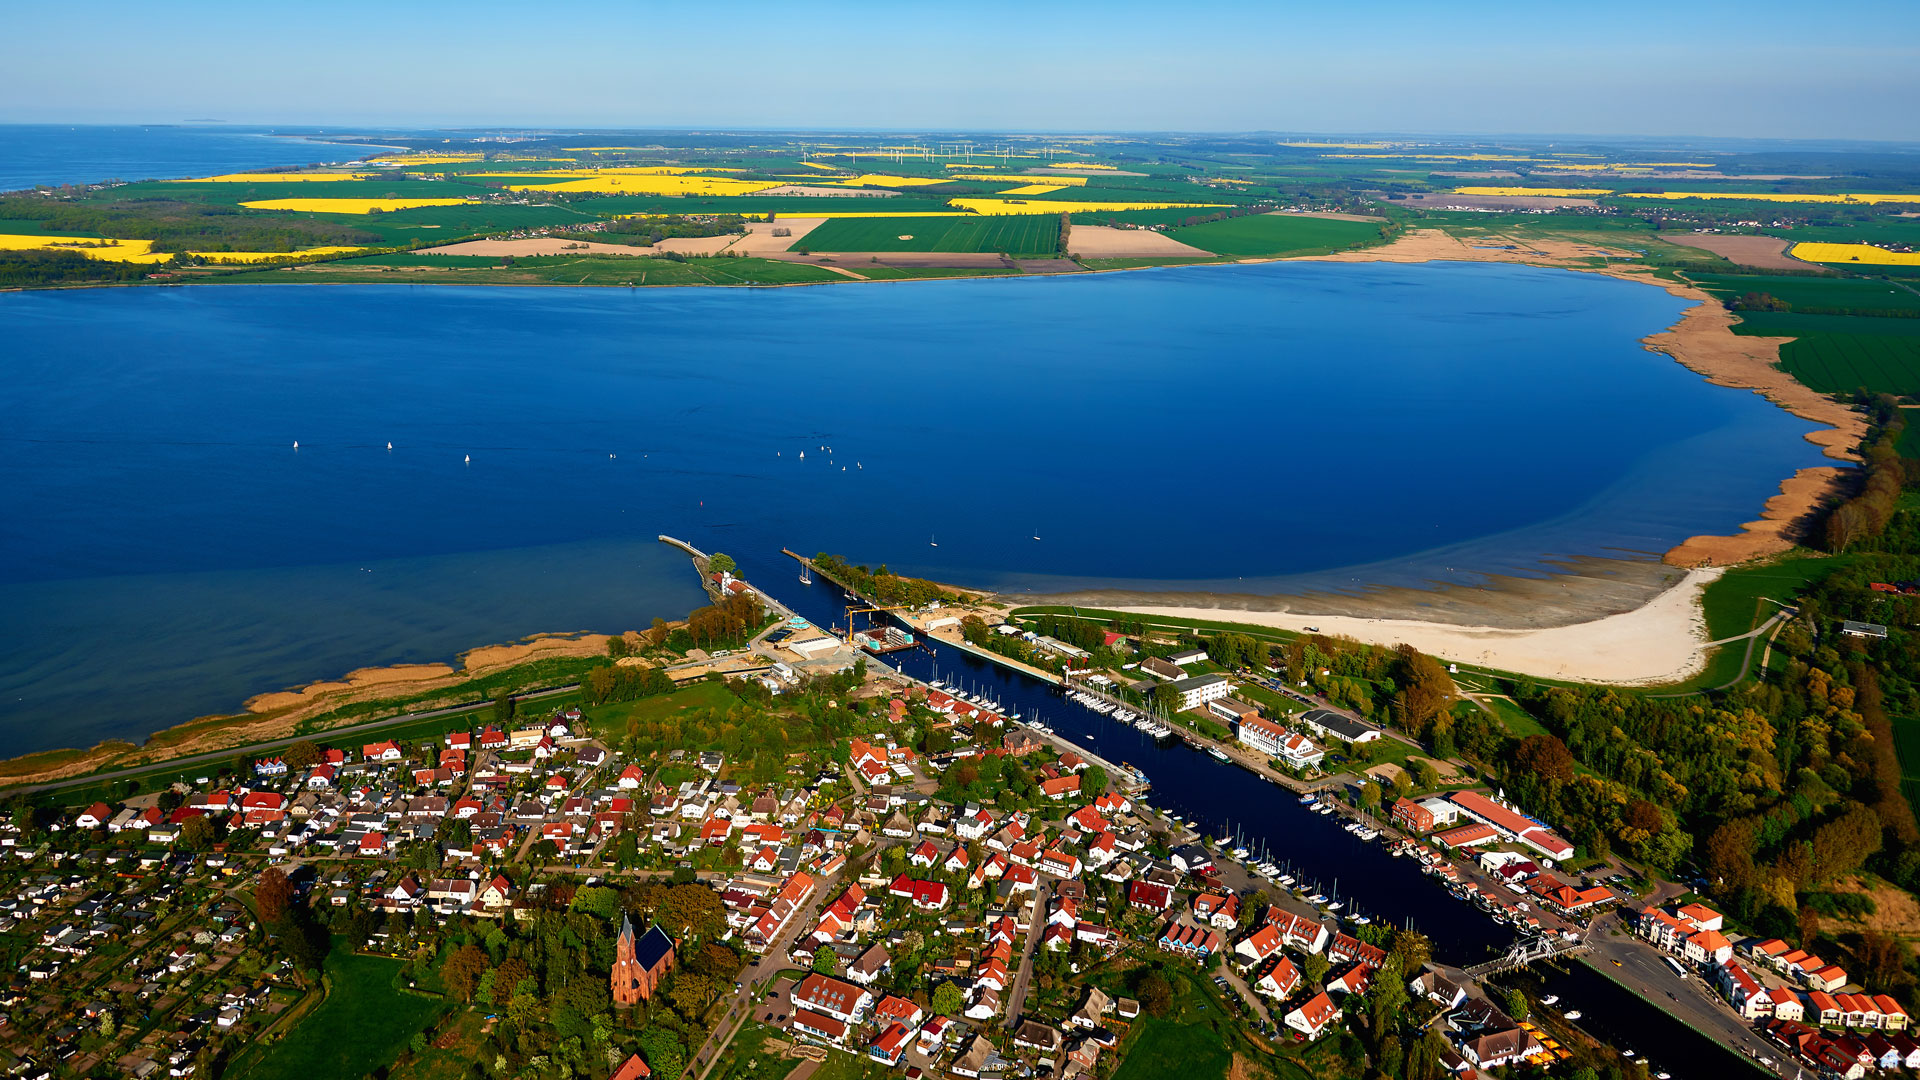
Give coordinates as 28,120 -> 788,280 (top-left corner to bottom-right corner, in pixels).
1137,971 -> 1172,1018
179,814 -> 218,852
254,867 -> 295,924
932,980 -> 965,1017
707,553 -> 737,575
1512,734 -> 1575,784
1302,951 -> 1330,987
1388,928 -> 1432,974
637,1029 -> 685,1079
444,944 -> 490,1003
283,740 -> 322,770
812,949 -> 837,974
1409,758 -> 1439,790
492,689 -> 516,724
1082,765 -> 1109,798
1503,987 -> 1529,1022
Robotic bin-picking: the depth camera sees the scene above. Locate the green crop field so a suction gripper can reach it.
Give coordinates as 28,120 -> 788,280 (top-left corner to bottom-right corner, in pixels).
795,214 -> 1059,255
1692,274 -> 1920,315
1168,213 -> 1382,257
1111,1019 -> 1231,1080
234,946 -> 447,1080
1778,332 -> 1920,396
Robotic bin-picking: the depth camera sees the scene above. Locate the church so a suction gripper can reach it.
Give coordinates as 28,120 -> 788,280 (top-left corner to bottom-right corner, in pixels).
612,915 -> 677,1006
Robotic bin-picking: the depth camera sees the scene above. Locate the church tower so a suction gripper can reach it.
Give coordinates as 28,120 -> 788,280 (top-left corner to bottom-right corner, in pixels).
612,914 -> 642,1007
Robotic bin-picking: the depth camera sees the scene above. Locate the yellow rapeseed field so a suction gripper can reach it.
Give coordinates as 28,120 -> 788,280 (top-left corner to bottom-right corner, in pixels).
472,166 -> 728,177
827,175 -> 952,188
504,176 -> 779,196
1281,141 -> 1393,149
951,198 -> 1230,216
801,162 -> 840,170
1045,161 -> 1117,170
240,198 -> 472,214
1791,243 -> 1920,266
1452,187 -> 1613,197
1538,162 -> 1713,170
174,172 -> 376,183
188,247 -> 366,264
952,173 -> 1086,186
765,212 -> 975,219
1617,192 -> 1920,204
368,153 -> 483,165
997,185 -> 1069,196
0,233 -> 171,262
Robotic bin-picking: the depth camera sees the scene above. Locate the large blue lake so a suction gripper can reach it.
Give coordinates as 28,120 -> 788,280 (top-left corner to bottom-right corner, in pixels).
0,264 -> 1826,753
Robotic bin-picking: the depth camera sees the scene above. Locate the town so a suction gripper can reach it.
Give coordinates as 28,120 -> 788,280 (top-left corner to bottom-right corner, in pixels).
2,548 -> 1913,1080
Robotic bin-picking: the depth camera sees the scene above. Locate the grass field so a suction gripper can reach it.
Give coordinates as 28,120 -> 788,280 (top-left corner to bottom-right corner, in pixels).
1699,553 -> 1846,640
1899,420 -> 1920,460
795,214 -> 1059,255
587,680 -> 742,740
235,945 -> 446,1080
1167,214 -> 1382,257
1112,1018 -> 1232,1080
1892,717 -> 1920,814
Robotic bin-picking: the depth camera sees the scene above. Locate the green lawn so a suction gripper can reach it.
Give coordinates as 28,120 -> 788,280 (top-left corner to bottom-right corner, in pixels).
1478,695 -> 1549,738
1699,552 -> 1847,640
1112,1017 -> 1232,1080
707,1022 -> 793,1080
588,680 -> 743,739
1168,214 -> 1383,258
234,945 -> 447,1080
1899,419 -> 1920,460
797,214 -> 1060,255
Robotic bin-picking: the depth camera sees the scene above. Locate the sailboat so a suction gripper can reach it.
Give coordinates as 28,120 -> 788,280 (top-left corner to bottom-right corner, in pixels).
386,442 -> 392,451
464,454 -> 471,464
929,535 -> 938,548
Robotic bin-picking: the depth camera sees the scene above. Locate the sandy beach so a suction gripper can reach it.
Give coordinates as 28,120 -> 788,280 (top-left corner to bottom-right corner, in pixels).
1107,567 -> 1725,685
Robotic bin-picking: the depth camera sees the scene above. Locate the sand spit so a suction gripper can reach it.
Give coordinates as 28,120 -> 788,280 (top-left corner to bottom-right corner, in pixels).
1102,567 -> 1724,686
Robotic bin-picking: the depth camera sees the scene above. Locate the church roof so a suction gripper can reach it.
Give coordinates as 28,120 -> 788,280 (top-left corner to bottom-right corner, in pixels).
635,924 -> 675,971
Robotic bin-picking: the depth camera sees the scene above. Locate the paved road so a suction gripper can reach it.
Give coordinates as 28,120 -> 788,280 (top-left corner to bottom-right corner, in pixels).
11,684 -> 580,797
689,857 -> 853,1080
1002,879 -> 1053,1026
1581,910 -> 1783,1075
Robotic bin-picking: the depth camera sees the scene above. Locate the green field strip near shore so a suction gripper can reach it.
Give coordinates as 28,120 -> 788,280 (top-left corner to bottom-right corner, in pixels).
795,214 -> 1060,255
1167,213 -> 1384,258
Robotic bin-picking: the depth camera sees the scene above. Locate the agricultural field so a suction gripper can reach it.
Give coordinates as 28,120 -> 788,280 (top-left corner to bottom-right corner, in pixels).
1167,213 -> 1384,257
232,946 -> 447,1080
1794,242 -> 1920,266
1776,331 -> 1920,396
794,214 -> 1060,255
1690,273 -> 1920,315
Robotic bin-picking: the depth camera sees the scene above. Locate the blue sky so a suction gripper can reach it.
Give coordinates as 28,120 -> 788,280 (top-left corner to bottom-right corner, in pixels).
7,0 -> 1917,140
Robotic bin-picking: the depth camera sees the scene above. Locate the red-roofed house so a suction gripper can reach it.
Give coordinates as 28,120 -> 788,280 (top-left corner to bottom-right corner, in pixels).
1284,992 -> 1342,1040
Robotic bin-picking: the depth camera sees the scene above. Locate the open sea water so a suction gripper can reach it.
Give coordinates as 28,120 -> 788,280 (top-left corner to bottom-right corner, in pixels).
0,263 -> 1827,753
0,124 -> 390,192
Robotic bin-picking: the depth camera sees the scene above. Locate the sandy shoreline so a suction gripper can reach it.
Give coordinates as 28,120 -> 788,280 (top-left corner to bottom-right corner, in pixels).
1104,567 -> 1725,685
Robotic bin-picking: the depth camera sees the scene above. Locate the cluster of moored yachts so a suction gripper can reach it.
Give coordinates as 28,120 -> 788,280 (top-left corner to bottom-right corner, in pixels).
1066,690 -> 1175,739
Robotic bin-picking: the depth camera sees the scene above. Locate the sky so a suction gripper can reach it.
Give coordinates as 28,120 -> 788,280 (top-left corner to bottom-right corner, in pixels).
7,0 -> 1918,141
